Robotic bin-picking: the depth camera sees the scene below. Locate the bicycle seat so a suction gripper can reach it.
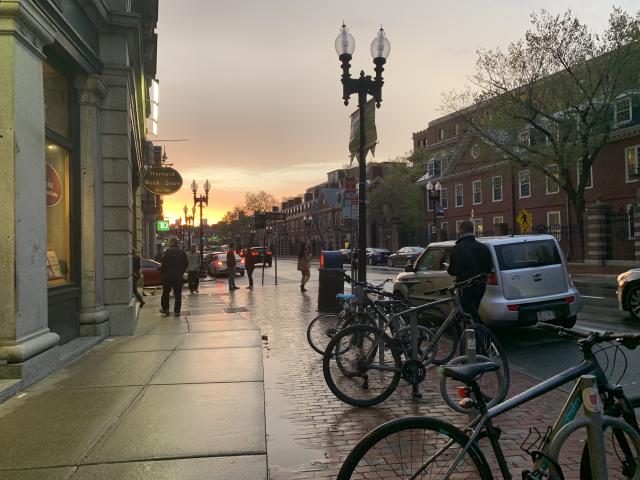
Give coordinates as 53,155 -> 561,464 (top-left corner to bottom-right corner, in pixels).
439,362 -> 500,385
336,293 -> 357,301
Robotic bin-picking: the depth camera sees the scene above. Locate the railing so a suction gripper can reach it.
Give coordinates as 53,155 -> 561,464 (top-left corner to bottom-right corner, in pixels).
604,208 -> 635,261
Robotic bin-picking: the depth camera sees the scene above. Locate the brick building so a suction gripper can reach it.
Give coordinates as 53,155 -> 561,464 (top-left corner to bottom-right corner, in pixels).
413,92 -> 640,264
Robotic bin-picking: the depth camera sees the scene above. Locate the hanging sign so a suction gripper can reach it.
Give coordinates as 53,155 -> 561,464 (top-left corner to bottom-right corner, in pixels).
348,98 -> 377,162
142,166 -> 183,195
46,164 -> 63,207
156,220 -> 170,232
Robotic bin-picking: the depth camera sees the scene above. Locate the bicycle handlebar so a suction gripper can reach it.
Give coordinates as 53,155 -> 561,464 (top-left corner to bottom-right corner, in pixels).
537,322 -> 640,350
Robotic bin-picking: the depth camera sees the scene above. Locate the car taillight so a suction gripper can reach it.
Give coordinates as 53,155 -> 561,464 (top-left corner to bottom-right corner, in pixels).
217,261 -> 223,266
487,272 -> 497,285
241,259 -> 245,264
507,304 -> 520,311
252,252 -> 258,256
267,252 -> 272,255
564,296 -> 575,304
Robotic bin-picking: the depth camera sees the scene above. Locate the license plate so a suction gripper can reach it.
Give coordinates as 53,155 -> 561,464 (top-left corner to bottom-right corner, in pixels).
537,310 -> 555,321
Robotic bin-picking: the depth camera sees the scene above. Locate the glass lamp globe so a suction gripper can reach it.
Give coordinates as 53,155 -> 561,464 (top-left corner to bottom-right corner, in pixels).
426,181 -> 433,191
435,181 -> 442,191
191,180 -> 197,193
370,27 -> 391,59
335,24 -> 355,56
204,179 -> 211,193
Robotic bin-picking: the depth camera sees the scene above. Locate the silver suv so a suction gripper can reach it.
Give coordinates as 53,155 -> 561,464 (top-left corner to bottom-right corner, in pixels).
392,235 -> 582,328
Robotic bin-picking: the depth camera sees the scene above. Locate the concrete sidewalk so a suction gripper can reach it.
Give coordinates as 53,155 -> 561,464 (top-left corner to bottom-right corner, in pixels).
0,283 -> 267,479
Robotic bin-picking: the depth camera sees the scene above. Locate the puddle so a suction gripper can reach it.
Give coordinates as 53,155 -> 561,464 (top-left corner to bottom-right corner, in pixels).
263,355 -> 326,479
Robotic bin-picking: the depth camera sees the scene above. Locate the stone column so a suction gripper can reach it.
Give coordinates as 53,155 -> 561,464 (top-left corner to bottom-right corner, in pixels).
77,75 -> 110,337
584,201 -> 612,266
100,33 -> 135,335
0,1 -> 60,381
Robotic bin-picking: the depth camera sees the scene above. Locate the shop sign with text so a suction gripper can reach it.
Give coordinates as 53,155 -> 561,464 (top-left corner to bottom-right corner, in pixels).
142,166 -> 183,195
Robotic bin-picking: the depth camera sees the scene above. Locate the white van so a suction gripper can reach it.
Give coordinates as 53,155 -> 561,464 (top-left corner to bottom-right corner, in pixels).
392,235 -> 582,328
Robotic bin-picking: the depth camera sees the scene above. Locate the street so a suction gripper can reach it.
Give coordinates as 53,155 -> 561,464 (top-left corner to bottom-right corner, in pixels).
216,258 -> 640,479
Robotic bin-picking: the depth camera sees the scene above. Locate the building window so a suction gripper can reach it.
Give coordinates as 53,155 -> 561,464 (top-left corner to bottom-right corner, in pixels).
440,187 -> 448,209
455,124 -> 460,136
545,164 -> 560,194
492,176 -> 503,202
473,218 -> 483,237
44,63 -> 73,287
519,170 -> 531,198
455,220 -> 464,238
472,180 -> 482,205
615,97 -> 632,124
518,130 -> 530,148
440,221 -> 449,241
438,128 -> 445,141
577,160 -> 593,189
455,184 -> 463,207
628,204 -> 635,240
625,145 -> 639,183
493,216 -> 504,231
547,211 -> 561,241
427,159 -> 441,178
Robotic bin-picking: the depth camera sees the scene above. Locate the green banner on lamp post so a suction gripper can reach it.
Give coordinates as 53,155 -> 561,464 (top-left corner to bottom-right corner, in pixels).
348,98 -> 377,162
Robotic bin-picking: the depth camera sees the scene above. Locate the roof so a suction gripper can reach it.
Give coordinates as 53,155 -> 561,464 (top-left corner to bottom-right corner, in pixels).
428,234 -> 558,248
318,188 -> 340,208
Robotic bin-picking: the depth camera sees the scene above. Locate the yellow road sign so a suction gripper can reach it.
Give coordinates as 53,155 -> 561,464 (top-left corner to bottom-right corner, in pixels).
516,209 -> 532,234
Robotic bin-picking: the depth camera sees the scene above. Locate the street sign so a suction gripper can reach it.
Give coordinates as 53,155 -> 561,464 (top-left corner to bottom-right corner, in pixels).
156,219 -> 169,232
142,166 -> 183,195
516,209 -> 532,234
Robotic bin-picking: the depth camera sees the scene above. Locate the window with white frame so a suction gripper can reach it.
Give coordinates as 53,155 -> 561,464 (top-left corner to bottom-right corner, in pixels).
492,176 -> 503,202
427,159 -> 442,178
440,221 -> 449,241
473,218 -> 483,237
455,184 -> 463,207
547,211 -> 561,241
472,180 -> 482,204
519,170 -> 531,198
493,216 -> 504,229
455,220 -> 464,238
577,160 -> 593,189
628,204 -> 635,240
455,124 -> 460,136
625,146 -> 640,183
518,130 -> 530,147
615,97 -> 632,124
438,128 -> 445,141
545,164 -> 560,194
440,187 -> 448,209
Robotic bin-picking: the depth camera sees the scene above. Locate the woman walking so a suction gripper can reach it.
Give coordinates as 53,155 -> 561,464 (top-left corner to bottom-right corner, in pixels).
297,244 -> 311,292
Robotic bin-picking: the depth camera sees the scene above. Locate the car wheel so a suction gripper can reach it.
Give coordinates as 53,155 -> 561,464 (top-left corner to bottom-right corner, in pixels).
387,258 -> 394,267
626,283 -> 640,320
268,261 -> 272,267
240,271 -> 245,277
557,315 -> 577,329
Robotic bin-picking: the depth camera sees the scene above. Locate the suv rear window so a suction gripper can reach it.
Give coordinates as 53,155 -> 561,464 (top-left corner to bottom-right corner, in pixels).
494,240 -> 561,271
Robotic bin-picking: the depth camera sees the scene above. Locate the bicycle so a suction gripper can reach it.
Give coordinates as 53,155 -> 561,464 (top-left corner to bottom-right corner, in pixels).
337,323 -> 640,479
322,274 -> 510,408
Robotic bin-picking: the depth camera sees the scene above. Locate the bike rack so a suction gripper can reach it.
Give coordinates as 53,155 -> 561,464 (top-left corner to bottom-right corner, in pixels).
462,328 -> 480,421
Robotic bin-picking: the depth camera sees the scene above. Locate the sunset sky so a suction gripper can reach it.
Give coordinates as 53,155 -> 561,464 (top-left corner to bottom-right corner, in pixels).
154,0 -> 635,224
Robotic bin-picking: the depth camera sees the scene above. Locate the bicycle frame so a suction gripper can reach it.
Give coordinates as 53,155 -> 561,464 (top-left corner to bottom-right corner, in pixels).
443,357 -> 620,479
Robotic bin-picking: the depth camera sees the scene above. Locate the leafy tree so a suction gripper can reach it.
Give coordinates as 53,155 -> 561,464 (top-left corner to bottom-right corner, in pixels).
443,7 -> 640,235
244,190 -> 277,214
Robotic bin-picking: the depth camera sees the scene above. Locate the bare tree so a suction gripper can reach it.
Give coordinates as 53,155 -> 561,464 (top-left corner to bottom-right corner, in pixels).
244,190 -> 278,214
443,7 -> 640,236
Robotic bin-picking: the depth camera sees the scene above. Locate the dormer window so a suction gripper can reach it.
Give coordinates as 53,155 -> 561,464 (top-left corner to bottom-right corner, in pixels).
438,128 -> 445,141
615,97 -> 632,124
427,159 -> 442,178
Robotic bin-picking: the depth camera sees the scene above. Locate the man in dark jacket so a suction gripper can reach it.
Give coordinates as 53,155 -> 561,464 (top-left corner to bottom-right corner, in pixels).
243,246 -> 255,289
227,243 -> 239,291
160,237 -> 189,316
447,220 -> 492,323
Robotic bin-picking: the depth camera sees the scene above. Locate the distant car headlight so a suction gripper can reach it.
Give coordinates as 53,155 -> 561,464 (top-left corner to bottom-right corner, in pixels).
618,271 -> 632,287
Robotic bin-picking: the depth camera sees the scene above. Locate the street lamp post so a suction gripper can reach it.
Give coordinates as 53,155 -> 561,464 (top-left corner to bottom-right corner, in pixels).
183,205 -> 189,248
426,181 -> 442,243
192,179 -> 211,268
303,214 -> 313,250
335,24 -> 390,283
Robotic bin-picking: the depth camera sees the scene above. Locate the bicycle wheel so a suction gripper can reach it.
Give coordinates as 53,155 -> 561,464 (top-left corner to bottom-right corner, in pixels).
551,416 -> 640,480
417,305 -> 460,365
337,416 -> 493,479
307,312 -> 348,355
459,324 -> 510,402
323,324 -> 402,407
579,396 -> 640,479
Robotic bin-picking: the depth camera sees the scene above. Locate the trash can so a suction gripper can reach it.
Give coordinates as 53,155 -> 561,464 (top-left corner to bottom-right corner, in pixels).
318,251 -> 345,312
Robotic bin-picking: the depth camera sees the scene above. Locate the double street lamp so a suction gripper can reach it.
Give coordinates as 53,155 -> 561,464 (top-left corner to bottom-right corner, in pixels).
335,24 -> 390,283
303,214 -> 313,245
191,179 -> 211,267
183,204 -> 196,248
426,181 -> 442,242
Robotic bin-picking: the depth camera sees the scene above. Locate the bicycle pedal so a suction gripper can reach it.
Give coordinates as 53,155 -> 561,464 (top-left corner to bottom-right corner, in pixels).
458,398 -> 476,410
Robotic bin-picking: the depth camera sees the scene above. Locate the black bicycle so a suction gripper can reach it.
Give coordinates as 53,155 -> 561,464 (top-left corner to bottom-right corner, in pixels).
337,324 -> 640,479
322,275 -> 510,407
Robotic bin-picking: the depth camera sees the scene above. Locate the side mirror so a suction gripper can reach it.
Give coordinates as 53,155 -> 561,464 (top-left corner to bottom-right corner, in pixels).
404,264 -> 414,273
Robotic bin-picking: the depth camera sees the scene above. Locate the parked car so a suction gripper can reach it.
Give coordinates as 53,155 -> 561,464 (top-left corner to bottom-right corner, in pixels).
366,248 -> 392,266
387,246 -> 425,267
617,267 -> 640,319
206,251 -> 245,277
250,246 -> 272,266
338,248 -> 352,264
392,235 -> 582,328
141,258 -> 189,286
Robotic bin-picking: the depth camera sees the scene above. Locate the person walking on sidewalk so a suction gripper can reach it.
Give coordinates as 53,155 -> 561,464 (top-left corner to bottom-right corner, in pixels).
297,243 -> 311,292
160,237 -> 189,317
243,246 -> 255,289
227,243 -> 239,291
186,244 -> 201,294
447,220 -> 492,323
132,248 -> 145,308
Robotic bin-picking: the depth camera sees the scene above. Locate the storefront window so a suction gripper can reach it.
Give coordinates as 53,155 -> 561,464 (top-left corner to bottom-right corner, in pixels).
44,63 -> 72,286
